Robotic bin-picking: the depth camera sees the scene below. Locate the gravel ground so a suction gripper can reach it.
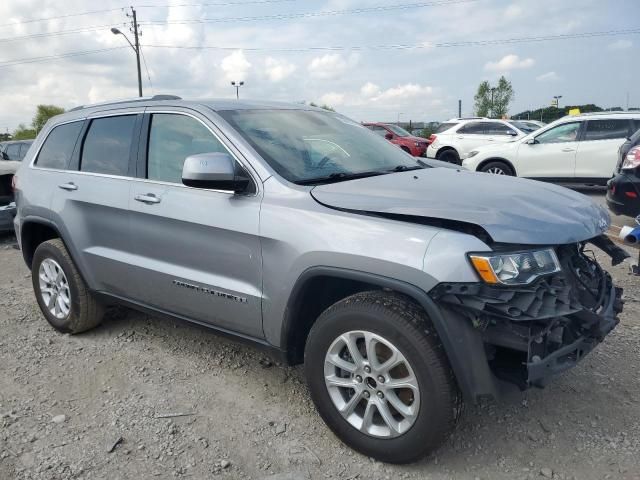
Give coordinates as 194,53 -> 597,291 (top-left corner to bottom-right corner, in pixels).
1,232 -> 639,480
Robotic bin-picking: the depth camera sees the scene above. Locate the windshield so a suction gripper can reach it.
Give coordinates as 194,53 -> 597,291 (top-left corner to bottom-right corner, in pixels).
509,120 -> 538,133
218,109 -> 422,184
385,124 -> 411,137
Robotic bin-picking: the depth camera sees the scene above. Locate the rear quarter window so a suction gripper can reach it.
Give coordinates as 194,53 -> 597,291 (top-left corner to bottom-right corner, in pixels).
435,122 -> 458,133
35,121 -> 84,169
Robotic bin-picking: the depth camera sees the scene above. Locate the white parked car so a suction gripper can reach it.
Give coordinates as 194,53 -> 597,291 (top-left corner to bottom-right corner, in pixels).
462,112 -> 640,184
426,118 -> 528,164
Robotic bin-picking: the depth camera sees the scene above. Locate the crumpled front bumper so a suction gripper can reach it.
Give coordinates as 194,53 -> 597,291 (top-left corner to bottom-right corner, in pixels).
430,240 -> 625,393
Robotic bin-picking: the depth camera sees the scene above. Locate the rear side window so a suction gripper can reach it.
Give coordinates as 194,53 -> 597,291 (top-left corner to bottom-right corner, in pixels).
81,115 -> 136,175
36,121 -> 83,169
583,119 -> 630,141
457,122 -> 484,134
147,113 -> 228,184
485,123 -> 517,135
435,122 -> 458,133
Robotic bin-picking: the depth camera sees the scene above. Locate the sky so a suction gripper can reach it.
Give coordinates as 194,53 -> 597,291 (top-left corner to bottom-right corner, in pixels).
0,0 -> 638,132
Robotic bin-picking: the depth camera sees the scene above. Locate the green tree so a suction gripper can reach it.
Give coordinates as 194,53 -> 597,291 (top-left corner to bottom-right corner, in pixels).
309,102 -> 335,112
12,123 -> 36,140
474,77 -> 514,118
473,81 -> 491,117
32,104 -> 65,133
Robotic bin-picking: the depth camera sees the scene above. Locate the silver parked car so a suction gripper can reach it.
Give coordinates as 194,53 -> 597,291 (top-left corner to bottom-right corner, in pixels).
13,96 -> 627,463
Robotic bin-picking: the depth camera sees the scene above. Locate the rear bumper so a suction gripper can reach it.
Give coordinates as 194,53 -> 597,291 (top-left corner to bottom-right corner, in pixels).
0,202 -> 16,233
429,241 -> 624,398
606,173 -> 640,217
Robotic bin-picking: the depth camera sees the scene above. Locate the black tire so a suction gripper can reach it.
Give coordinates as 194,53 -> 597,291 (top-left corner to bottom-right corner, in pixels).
479,160 -> 514,176
32,238 -> 104,334
436,149 -> 460,165
304,291 -> 460,464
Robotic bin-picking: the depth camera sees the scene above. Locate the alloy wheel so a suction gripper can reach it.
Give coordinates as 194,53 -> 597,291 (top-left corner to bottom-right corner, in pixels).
38,258 -> 71,319
323,330 -> 420,438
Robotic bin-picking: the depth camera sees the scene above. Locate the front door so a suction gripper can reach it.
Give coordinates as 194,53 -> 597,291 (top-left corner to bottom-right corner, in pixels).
515,121 -> 581,179
128,109 -> 264,338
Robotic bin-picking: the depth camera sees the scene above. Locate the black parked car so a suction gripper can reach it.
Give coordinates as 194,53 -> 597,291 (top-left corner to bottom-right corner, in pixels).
607,128 -> 640,217
1,140 -> 33,161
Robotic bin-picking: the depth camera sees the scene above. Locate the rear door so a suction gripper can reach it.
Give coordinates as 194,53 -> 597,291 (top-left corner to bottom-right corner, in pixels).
514,121 -> 582,179
127,108 -> 264,338
574,118 -> 633,180
50,110 -> 141,297
484,122 -> 520,145
453,121 -> 486,157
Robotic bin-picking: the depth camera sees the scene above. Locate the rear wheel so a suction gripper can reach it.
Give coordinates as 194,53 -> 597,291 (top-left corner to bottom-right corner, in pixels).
480,160 -> 513,176
32,239 -> 104,334
304,291 -> 460,463
437,149 -> 460,165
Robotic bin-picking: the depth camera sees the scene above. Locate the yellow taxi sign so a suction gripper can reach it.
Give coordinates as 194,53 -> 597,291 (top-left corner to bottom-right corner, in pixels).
568,108 -> 581,116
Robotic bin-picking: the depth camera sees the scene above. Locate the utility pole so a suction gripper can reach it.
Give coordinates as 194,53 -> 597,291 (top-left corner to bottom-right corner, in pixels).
458,99 -> 462,118
489,87 -> 497,118
111,7 -> 143,97
131,8 -> 142,98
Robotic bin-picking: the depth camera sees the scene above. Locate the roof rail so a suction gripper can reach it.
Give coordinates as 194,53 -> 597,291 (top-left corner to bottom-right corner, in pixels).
68,94 -> 182,112
446,116 -> 489,121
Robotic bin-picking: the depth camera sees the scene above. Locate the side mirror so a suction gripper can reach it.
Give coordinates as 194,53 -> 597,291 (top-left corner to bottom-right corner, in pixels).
525,138 -> 538,145
182,152 -> 251,193
385,133 -> 393,140
508,130 -> 518,136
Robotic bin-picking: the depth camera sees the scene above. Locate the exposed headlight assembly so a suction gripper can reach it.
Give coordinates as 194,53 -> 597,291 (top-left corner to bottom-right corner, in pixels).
469,248 -> 561,285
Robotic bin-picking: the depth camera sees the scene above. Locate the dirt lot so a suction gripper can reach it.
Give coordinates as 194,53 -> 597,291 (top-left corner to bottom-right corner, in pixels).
1,232 -> 639,480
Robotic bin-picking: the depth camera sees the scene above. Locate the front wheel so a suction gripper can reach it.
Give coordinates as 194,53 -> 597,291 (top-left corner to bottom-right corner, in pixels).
304,291 -> 460,463
480,160 -> 513,176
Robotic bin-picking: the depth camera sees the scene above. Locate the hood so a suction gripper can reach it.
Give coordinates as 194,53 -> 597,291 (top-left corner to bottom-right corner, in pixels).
473,140 -> 520,154
310,167 -> 610,245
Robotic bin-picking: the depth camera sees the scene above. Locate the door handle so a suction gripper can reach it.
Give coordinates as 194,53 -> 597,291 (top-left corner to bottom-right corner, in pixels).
561,148 -> 576,152
58,182 -> 78,191
134,194 -> 161,204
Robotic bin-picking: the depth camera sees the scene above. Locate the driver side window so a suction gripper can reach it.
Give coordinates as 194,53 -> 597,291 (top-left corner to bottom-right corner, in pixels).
147,113 -> 228,184
535,122 -> 581,144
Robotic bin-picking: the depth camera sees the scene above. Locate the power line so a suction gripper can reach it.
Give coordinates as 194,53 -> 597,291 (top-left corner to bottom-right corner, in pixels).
0,23 -> 126,44
137,0 -> 296,8
1,28 -> 638,69
0,1 -> 296,28
140,28 -> 640,52
139,0 -> 478,25
0,8 -> 123,29
0,46 -> 128,68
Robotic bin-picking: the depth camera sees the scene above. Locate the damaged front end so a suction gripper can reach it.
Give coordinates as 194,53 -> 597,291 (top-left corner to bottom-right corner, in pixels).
430,236 -> 626,392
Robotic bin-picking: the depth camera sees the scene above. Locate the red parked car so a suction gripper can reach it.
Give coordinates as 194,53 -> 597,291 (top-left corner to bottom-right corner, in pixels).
363,122 -> 429,157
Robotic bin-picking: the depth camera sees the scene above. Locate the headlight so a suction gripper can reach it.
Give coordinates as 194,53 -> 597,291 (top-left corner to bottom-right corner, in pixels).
466,150 -> 479,159
415,142 -> 422,147
469,249 -> 560,285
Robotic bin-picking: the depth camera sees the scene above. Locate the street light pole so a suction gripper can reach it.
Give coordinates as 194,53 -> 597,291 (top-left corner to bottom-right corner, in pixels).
231,81 -> 244,99
111,8 -> 143,97
397,112 -> 403,125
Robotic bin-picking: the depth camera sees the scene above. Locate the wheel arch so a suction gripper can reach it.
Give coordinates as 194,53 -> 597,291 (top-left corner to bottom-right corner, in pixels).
281,266 -> 497,403
435,146 -> 458,159
476,157 -> 517,176
20,217 -> 63,269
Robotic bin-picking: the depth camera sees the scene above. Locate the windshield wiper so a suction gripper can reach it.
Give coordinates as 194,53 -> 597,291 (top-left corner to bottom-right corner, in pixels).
389,164 -> 425,172
296,170 -> 387,186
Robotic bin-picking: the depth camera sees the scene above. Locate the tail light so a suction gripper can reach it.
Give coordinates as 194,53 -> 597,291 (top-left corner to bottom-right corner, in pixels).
622,146 -> 640,170
428,134 -> 437,145
11,174 -> 18,193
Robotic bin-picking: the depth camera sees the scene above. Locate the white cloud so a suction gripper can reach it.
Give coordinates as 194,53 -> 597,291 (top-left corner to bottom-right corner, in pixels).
503,4 -> 523,19
608,39 -> 633,50
372,83 -> 433,102
360,82 -> 381,97
318,92 -> 345,106
308,53 -> 357,79
264,57 -> 296,82
536,71 -> 559,82
221,50 -> 251,83
484,54 -> 535,72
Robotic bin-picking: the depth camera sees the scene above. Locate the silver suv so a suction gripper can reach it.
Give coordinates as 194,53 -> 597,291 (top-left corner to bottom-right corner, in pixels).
13,96 -> 627,463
